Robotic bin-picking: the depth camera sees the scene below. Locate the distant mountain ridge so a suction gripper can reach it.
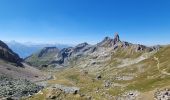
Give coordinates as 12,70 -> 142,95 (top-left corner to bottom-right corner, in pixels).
6,41 -> 70,58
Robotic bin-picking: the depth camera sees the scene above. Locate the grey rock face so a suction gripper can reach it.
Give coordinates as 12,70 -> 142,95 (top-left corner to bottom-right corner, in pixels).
53,42 -> 92,65
113,32 -> 121,44
52,47 -> 74,65
0,40 -> 23,67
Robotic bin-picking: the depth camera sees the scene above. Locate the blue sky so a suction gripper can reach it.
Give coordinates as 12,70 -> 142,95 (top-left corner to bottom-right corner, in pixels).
0,0 -> 170,45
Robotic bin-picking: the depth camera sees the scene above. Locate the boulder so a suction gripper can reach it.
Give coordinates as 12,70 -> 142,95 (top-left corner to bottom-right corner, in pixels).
96,75 -> 102,80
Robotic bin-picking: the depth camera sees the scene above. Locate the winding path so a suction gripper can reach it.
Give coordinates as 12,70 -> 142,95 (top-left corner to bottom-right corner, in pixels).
154,56 -> 170,76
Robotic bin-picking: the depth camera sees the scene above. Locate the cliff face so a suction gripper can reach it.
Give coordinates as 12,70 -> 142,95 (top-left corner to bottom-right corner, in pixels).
0,40 -> 23,66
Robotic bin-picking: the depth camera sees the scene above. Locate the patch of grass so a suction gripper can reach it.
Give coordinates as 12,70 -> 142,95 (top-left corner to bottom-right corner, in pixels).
67,74 -> 79,83
107,87 -> 123,96
126,76 -> 170,92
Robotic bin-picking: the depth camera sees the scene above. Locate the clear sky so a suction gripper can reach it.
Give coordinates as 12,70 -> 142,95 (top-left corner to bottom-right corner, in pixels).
0,0 -> 170,45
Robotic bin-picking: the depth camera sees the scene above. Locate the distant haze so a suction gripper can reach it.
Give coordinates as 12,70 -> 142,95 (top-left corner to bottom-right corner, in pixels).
6,41 -> 70,58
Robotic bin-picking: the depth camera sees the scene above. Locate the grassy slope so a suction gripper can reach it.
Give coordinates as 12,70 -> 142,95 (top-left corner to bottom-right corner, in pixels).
25,51 -> 56,68
126,46 -> 170,91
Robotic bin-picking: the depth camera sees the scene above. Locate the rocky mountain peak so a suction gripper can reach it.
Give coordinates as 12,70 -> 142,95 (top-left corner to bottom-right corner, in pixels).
113,32 -> 121,44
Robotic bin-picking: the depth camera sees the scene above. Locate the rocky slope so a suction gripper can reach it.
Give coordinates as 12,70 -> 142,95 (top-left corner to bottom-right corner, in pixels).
0,40 -> 49,99
0,40 -> 23,66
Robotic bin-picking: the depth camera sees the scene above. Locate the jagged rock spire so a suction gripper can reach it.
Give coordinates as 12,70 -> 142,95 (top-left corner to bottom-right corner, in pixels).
113,32 -> 120,44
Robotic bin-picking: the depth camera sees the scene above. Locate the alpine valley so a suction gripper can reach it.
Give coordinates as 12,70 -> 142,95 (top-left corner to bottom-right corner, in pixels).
0,33 -> 170,100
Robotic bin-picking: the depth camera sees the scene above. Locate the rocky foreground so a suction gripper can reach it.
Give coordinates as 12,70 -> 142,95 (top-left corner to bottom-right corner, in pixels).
0,40 -> 49,100
0,75 -> 43,100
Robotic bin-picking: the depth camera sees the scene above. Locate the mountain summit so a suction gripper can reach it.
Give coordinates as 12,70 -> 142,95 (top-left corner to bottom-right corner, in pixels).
113,32 -> 120,44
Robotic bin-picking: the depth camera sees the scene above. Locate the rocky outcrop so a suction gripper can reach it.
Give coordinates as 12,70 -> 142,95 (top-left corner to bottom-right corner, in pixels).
97,37 -> 115,47
132,44 -> 153,52
0,40 -> 22,66
98,33 -> 121,47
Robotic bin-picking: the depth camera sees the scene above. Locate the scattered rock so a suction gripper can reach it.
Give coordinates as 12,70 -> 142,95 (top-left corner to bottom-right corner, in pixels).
0,75 -> 43,98
54,84 -> 80,94
116,90 -> 140,100
154,88 -> 170,100
104,80 -> 111,87
82,70 -> 88,75
115,75 -> 134,81
47,88 -> 62,99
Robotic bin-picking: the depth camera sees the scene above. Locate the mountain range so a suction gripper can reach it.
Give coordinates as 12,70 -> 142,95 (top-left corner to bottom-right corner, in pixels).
0,33 -> 170,100
25,33 -> 159,69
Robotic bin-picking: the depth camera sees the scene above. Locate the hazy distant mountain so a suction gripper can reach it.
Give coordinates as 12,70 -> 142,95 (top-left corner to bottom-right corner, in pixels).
6,41 -> 70,58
